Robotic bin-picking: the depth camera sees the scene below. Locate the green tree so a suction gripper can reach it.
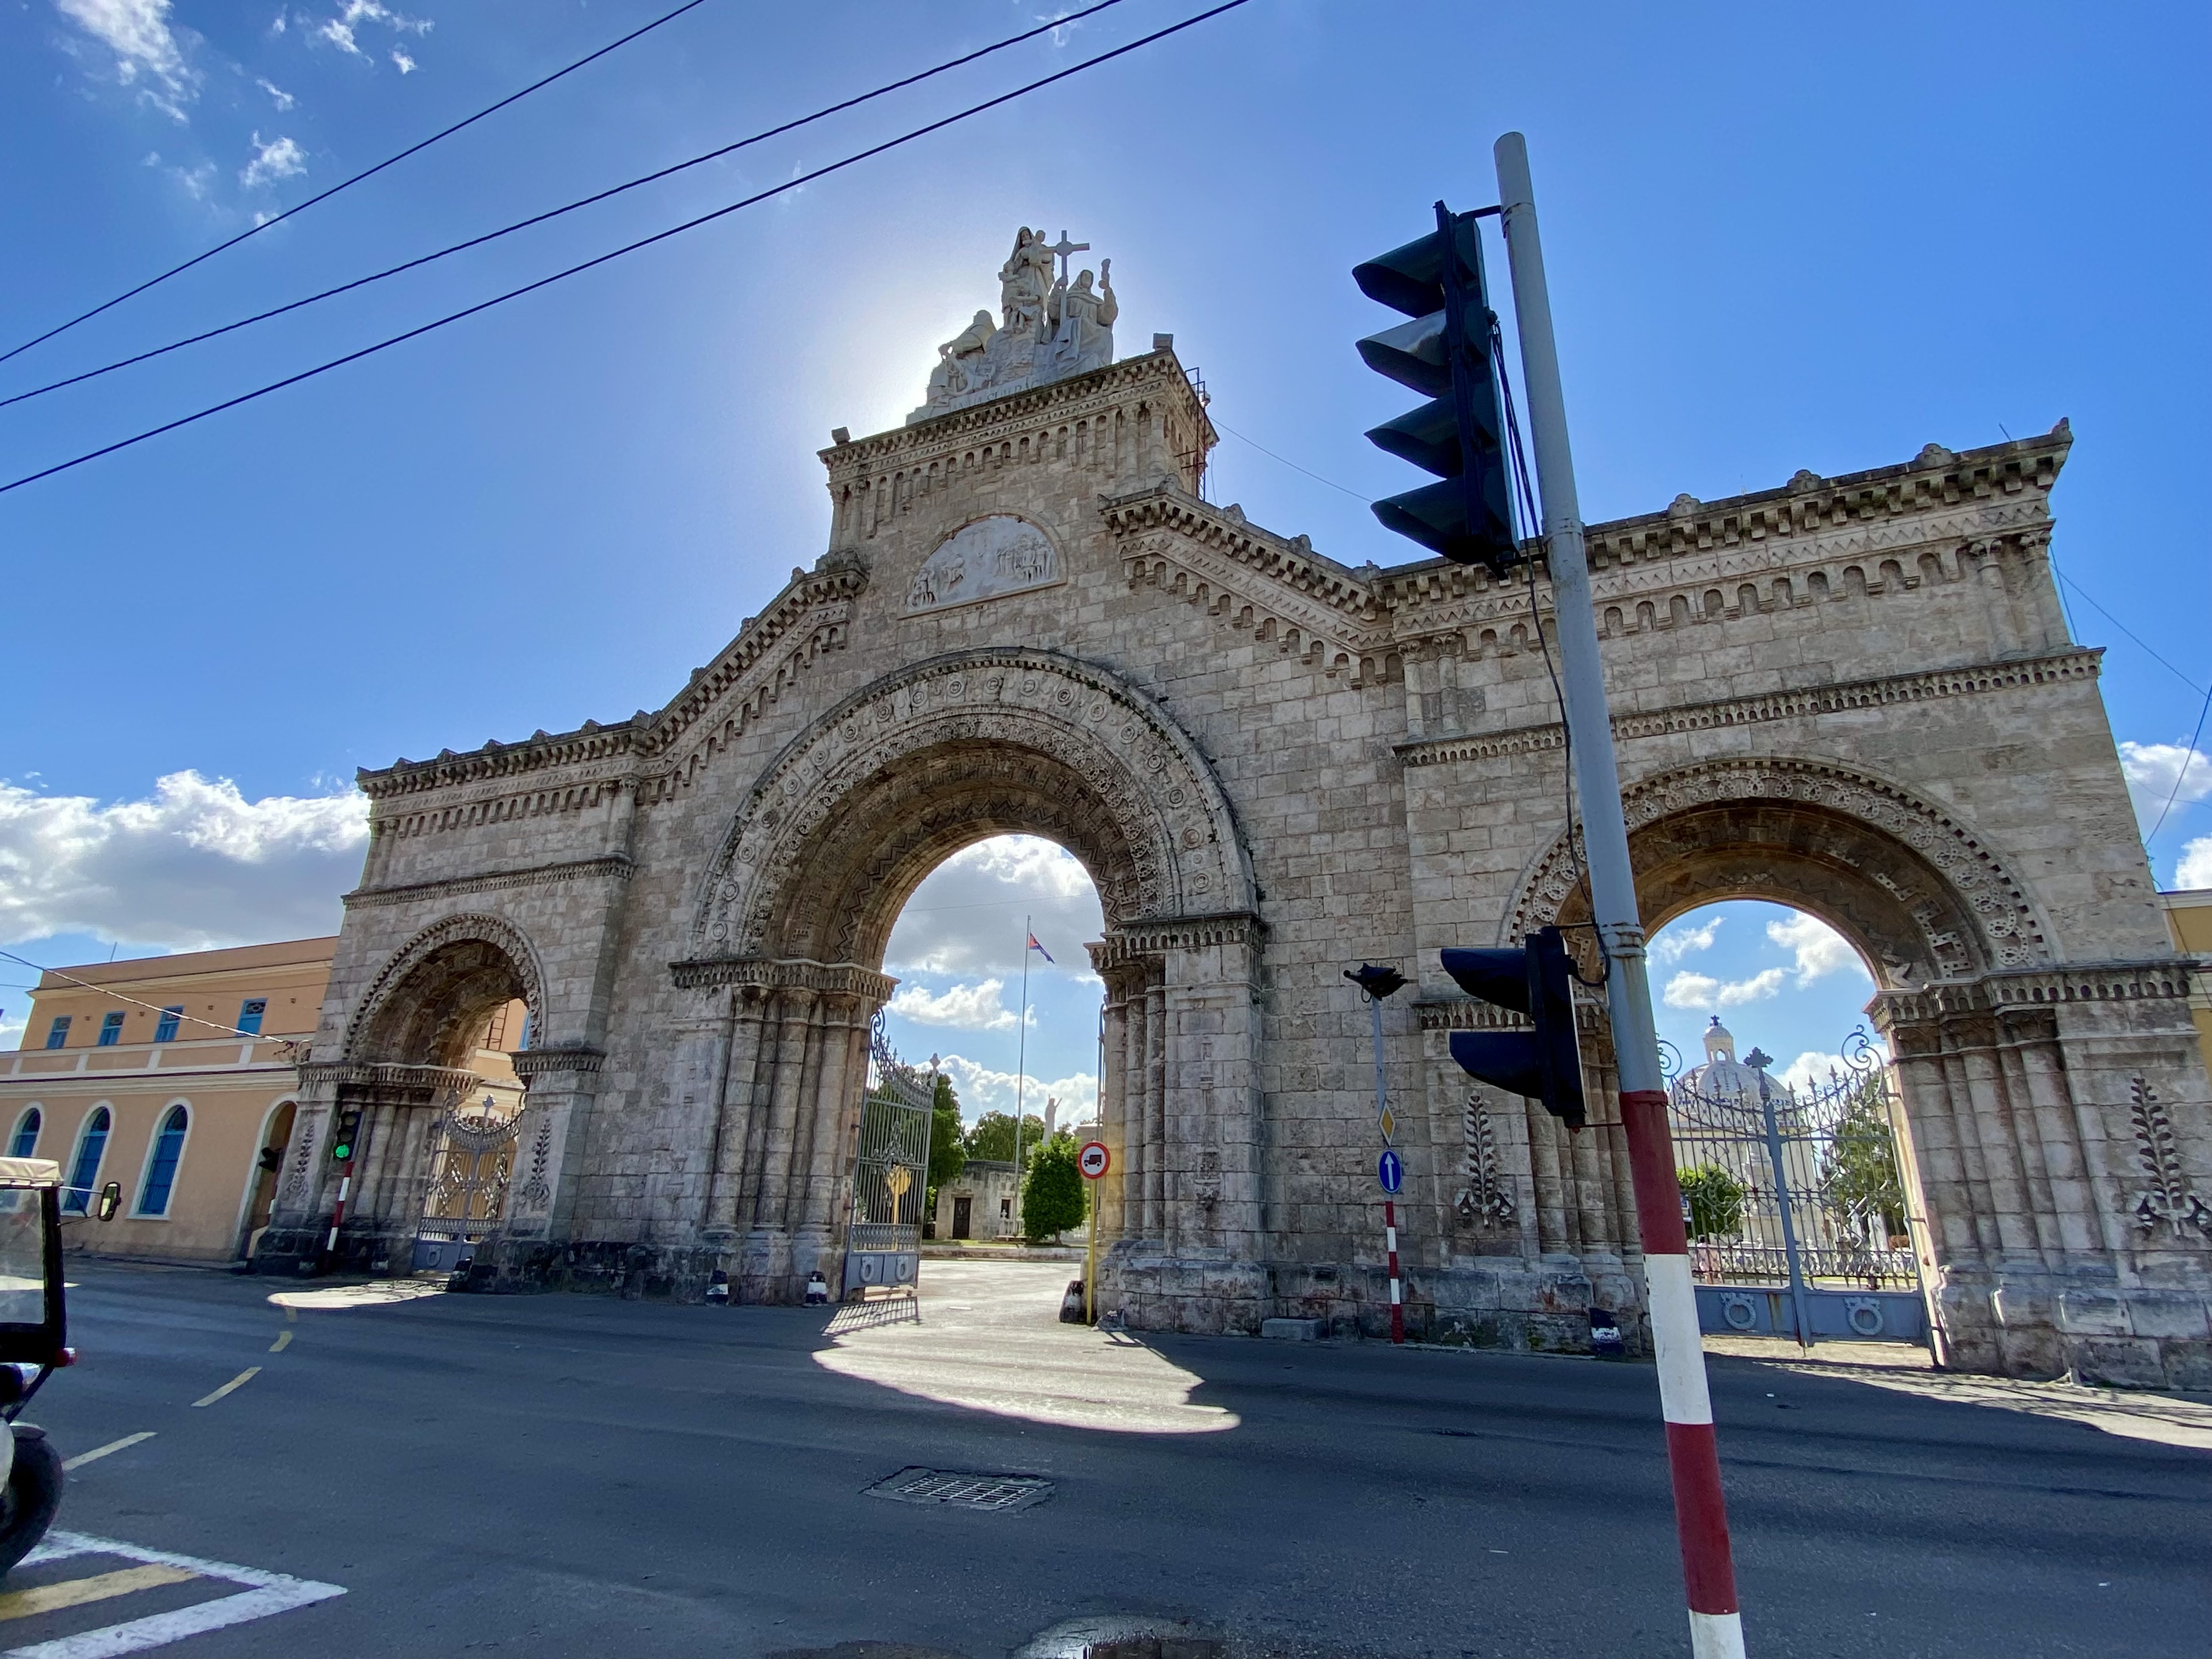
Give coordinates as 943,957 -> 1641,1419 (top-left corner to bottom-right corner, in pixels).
926,1073 -> 968,1194
964,1110 -> 1047,1166
1822,1073 -> 1908,1240
1678,1163 -> 1747,1241
1021,1133 -> 1087,1241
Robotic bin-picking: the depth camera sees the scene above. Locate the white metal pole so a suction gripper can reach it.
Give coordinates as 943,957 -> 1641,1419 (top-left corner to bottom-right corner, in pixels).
1493,130 -> 1746,1659
1012,913 -> 1030,1237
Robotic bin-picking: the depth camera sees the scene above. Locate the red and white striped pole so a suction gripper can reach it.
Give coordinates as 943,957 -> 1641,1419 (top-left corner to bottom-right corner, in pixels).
1384,1198 -> 1404,1344
1494,132 -> 1746,1657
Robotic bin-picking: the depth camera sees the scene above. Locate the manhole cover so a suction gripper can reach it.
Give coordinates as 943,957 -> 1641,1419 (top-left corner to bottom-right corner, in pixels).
864,1467 -> 1053,1512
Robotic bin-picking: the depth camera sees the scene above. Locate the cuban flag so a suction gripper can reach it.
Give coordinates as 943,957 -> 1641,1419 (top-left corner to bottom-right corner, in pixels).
1026,932 -> 1054,964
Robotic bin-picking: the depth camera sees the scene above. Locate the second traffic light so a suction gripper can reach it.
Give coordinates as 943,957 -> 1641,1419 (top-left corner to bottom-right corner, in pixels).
1441,927 -> 1586,1128
1353,202 -> 1516,573
330,1109 -> 362,1164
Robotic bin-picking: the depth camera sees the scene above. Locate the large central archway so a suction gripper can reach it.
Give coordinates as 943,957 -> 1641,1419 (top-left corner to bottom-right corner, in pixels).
676,648 -> 1264,1315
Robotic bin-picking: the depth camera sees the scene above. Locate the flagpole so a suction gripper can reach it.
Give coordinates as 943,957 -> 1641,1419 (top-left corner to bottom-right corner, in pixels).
1012,912 -> 1030,1238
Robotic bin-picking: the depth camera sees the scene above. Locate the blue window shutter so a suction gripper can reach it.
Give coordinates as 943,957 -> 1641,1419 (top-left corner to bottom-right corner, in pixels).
138,1105 -> 189,1217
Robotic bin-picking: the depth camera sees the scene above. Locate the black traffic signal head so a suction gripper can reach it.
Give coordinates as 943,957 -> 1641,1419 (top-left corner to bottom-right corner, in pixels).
330,1109 -> 362,1163
1441,927 -> 1586,1128
1344,963 -> 1409,1001
1354,203 -> 1517,574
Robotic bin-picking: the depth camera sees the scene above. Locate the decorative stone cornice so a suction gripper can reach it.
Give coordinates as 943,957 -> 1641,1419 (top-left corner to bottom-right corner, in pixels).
820,350 -> 1211,476
510,1046 -> 607,1079
1377,425 -> 2071,610
668,956 -> 899,1002
1872,962 -> 2197,1028
298,1060 -> 483,1096
345,855 -> 634,909
1103,484 -> 1380,623
358,557 -> 868,806
1396,648 -> 2103,768
1087,910 -> 1264,969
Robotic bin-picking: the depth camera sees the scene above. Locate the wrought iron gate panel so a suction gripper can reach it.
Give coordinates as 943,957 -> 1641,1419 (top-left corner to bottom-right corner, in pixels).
843,1023 -> 936,1297
411,1092 -> 522,1273
1668,1029 -> 1931,1346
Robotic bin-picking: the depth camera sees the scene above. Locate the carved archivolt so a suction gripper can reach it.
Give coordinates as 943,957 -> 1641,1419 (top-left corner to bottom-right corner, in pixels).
1505,757 -> 2049,980
343,912 -> 548,1065
693,648 -> 1251,959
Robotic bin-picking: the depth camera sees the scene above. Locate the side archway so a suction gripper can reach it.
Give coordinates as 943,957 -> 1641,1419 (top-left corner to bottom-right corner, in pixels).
344,912 -> 548,1067
1506,756 -> 2050,985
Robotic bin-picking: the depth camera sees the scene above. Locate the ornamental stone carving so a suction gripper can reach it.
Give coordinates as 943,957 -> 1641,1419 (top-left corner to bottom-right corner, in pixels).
906,516 -> 1060,613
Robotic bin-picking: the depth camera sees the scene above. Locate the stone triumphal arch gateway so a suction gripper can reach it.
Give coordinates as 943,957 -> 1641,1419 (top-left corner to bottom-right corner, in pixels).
259,230 -> 2212,1387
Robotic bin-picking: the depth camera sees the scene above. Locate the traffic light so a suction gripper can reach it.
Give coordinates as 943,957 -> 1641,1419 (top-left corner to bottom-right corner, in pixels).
330,1109 -> 362,1164
1441,926 -> 1585,1128
1353,202 -> 1517,573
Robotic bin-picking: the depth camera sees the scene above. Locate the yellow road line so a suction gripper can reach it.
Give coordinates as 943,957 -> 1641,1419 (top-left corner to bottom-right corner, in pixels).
268,1330 -> 292,1353
61,1431 -> 155,1472
191,1367 -> 261,1408
0,1563 -> 197,1620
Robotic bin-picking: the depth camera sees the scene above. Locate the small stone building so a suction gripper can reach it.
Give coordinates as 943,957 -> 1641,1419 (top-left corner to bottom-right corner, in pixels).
931,1160 -> 1021,1240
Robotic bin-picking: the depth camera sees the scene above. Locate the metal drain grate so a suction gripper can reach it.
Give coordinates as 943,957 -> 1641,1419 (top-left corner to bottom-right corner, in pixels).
864,1466 -> 1053,1512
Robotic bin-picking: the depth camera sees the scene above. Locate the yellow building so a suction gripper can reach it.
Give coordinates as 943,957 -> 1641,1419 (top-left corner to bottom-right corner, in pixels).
0,939 -> 529,1266
2160,887 -> 2212,1081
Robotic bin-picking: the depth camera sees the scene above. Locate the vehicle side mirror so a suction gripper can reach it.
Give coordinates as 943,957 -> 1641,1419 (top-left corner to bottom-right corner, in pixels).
94,1182 -> 121,1222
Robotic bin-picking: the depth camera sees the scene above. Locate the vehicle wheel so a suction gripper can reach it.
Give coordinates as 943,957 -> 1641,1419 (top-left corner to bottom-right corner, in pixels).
0,1430 -> 64,1575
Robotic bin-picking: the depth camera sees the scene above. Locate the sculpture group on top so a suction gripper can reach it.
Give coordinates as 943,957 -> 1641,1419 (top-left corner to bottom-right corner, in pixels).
911,227 -> 1119,421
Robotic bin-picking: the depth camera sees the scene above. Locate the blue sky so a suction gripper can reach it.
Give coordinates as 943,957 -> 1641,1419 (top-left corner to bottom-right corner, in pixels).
3,1 -> 2208,1091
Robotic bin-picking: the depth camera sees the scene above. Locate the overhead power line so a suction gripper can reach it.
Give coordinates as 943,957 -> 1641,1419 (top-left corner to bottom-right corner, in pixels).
0,0 -> 1131,413
0,0 -> 1253,499
0,0 -> 717,368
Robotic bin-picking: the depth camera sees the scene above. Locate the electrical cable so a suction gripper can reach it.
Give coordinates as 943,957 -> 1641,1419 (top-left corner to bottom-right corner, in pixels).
0,0 -> 1132,413
1493,318 -> 1601,979
0,0 -> 719,368
1209,415 -> 1374,502
2147,676 -> 2212,844
0,948 -> 302,1049
0,0 -> 1254,499
2051,565 -> 2207,698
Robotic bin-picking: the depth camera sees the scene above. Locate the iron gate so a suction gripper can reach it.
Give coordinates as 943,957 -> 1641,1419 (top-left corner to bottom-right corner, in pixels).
842,1024 -> 936,1298
410,1092 -> 522,1274
1668,1029 -> 1931,1346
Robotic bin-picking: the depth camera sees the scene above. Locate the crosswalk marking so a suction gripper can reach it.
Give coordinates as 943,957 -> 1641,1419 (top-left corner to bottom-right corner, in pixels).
0,1532 -> 343,1658
58,1437 -> 154,1475
188,1369 -> 258,1408
0,1568 -> 196,1624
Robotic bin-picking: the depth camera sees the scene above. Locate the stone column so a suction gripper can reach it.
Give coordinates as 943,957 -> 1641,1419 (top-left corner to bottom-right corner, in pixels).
503,1047 -> 608,1248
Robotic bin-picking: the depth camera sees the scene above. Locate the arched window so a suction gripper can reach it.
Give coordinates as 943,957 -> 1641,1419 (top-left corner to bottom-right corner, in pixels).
8,1108 -> 40,1159
64,1107 -> 111,1215
137,1105 -> 189,1218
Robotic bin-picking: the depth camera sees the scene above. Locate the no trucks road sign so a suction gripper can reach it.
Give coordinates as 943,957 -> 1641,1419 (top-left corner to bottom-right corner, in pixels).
1078,1141 -> 1110,1180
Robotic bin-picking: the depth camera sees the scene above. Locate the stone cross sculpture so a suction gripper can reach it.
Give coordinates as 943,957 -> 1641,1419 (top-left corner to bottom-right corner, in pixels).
911,225 -> 1122,423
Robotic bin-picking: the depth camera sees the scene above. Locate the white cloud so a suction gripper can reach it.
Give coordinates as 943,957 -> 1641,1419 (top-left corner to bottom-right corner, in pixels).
240,132 -> 305,187
885,978 -> 1023,1032
256,76 -> 295,109
883,834 -> 1103,977
54,0 -> 198,118
2119,740 -> 2212,833
390,47 -> 415,71
1662,967 -> 1785,1011
1777,1047 -> 1884,1096
1765,912 -> 1863,986
314,0 -> 429,59
0,771 -> 368,951
933,1053 -> 1096,1122
1652,916 -> 1723,963
2177,836 -> 2212,891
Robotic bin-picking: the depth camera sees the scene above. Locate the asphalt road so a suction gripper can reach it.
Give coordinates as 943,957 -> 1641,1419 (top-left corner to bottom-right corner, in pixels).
16,1256 -> 2208,1659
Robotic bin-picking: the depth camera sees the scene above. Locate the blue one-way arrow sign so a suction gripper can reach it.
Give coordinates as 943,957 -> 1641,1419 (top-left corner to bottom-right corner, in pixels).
1377,1148 -> 1404,1194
